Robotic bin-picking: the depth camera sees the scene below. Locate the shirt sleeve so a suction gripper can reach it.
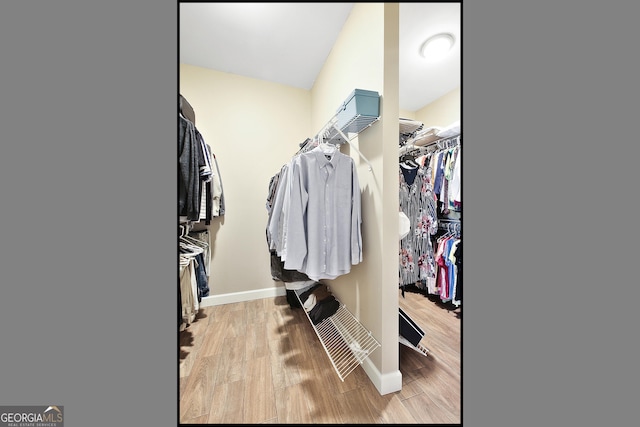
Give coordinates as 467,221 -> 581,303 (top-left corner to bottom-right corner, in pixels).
350,159 -> 363,264
267,163 -> 289,253
282,157 -> 309,271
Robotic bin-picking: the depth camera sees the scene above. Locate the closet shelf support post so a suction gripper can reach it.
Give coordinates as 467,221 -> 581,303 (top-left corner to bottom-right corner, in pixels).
332,123 -> 374,172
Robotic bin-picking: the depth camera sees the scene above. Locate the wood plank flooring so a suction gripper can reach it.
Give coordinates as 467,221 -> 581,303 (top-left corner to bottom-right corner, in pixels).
179,288 -> 461,424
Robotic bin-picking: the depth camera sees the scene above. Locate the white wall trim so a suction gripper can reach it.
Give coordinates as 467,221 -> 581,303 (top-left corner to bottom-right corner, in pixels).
360,357 -> 403,395
199,286 -> 287,307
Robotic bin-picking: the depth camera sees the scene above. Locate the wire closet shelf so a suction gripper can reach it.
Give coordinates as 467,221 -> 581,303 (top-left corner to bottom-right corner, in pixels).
294,290 -> 381,382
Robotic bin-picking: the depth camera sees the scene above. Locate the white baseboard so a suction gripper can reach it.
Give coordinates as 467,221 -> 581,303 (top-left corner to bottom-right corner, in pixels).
199,286 -> 287,307
360,357 -> 403,395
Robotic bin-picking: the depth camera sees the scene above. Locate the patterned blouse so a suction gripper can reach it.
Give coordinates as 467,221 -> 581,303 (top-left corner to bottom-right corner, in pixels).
399,157 -> 438,290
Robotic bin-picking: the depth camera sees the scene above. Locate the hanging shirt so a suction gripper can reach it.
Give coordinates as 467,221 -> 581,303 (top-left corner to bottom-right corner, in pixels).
448,147 -> 461,208
449,239 -> 460,306
211,153 -> 225,216
267,163 -> 292,257
454,240 -> 462,302
444,237 -> 457,302
432,151 -> 446,197
179,116 -> 207,221
283,147 -> 362,281
399,160 -> 438,289
440,150 -> 452,214
436,238 -> 450,299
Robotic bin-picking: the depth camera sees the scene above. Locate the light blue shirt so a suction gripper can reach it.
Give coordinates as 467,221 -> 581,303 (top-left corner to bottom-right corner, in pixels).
267,163 -> 291,256
283,146 -> 362,281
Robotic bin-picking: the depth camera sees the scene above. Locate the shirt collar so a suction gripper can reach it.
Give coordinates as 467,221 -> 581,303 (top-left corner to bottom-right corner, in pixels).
312,147 -> 337,170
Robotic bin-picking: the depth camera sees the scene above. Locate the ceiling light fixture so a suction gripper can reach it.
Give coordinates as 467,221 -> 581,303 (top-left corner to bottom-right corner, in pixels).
419,33 -> 455,62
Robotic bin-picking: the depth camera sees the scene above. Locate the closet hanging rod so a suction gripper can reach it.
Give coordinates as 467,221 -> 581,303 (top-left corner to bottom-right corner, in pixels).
399,143 -> 433,157
438,218 -> 461,225
400,134 -> 460,157
438,221 -> 461,235
435,134 -> 461,150
422,134 -> 460,150
309,116 -> 375,172
333,122 -> 374,172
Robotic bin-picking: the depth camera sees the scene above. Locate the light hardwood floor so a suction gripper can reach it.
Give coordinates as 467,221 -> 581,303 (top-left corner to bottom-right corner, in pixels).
179,288 -> 461,424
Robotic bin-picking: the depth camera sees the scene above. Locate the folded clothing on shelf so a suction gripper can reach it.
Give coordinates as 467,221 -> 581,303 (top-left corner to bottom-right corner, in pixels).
295,282 -> 341,324
302,285 -> 333,312
309,295 -> 340,325
298,283 -> 322,304
284,280 -> 318,309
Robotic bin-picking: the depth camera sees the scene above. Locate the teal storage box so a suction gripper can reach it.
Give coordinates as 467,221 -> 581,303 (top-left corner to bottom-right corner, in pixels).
335,89 -> 380,134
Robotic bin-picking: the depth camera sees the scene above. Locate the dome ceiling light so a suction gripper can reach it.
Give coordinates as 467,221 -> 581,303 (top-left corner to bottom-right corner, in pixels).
419,32 -> 455,62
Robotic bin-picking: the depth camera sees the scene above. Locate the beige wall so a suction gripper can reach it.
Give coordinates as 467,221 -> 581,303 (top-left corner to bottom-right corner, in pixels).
180,63 -> 311,298
415,86 -> 460,128
399,109 -> 416,120
310,3 -> 401,393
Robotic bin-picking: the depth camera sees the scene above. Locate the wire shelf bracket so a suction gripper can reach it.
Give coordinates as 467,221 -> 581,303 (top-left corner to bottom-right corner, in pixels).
294,289 -> 381,381
399,335 -> 430,357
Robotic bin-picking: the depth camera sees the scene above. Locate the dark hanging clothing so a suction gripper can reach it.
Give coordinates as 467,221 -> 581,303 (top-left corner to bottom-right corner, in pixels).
180,94 -> 196,124
270,251 -> 312,282
454,241 -> 462,302
179,115 -> 207,220
195,253 -> 209,301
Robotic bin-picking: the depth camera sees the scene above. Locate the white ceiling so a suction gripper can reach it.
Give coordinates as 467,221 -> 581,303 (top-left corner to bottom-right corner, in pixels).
180,3 -> 460,112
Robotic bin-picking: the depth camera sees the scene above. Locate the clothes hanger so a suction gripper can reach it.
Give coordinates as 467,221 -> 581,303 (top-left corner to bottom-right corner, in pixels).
443,222 -> 460,240
320,142 -> 337,154
437,223 -> 454,242
180,234 -> 202,245
182,234 -> 208,249
399,153 -> 419,169
179,238 -> 204,256
317,134 -> 338,155
179,244 -> 198,256
180,246 -> 203,258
